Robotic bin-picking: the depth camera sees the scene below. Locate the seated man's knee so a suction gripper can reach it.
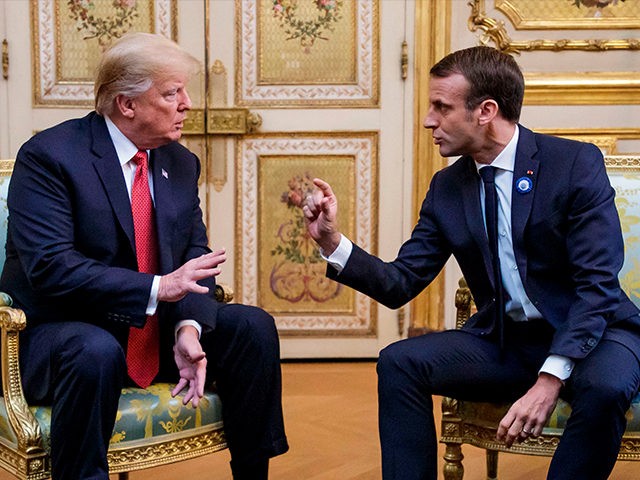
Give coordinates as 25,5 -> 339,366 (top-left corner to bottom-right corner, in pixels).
61,325 -> 125,383
222,304 -> 279,355
377,341 -> 412,380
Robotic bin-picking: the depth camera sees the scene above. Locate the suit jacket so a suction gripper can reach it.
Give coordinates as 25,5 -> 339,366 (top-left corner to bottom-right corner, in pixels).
0,112 -> 218,346
330,125 -> 640,362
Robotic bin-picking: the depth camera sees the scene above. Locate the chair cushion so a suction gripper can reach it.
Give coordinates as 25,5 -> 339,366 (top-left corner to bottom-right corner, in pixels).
458,391 -> 640,434
0,383 -> 223,452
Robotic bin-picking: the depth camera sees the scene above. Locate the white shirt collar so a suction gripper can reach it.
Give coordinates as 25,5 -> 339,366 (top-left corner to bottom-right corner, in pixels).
474,125 -> 520,174
104,115 -> 141,167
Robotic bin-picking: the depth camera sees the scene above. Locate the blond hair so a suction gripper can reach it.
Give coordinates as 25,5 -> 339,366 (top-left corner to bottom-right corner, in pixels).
94,32 -> 201,116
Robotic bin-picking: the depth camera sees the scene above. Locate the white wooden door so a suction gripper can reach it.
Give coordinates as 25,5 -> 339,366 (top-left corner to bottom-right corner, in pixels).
0,0 -> 415,358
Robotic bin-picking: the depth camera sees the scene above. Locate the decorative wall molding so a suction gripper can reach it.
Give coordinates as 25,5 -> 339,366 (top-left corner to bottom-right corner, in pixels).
236,132 -> 378,335
236,0 -> 379,107
32,0 -> 176,107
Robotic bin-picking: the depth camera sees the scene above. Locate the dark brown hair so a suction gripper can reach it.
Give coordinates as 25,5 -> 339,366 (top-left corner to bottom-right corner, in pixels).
430,46 -> 524,122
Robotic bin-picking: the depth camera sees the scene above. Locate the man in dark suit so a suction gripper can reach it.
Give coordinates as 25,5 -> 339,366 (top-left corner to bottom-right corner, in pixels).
303,46 -> 640,479
0,33 -> 288,480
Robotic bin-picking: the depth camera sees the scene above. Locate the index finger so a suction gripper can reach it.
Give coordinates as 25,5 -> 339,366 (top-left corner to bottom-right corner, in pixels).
312,178 -> 335,197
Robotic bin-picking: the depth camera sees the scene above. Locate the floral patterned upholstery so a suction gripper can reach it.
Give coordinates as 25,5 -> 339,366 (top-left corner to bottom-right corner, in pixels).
0,160 -> 227,479
0,382 -> 223,450
440,156 -> 640,479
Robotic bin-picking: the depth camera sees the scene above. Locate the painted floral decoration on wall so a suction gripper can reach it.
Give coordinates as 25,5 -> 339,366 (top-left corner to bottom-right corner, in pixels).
270,172 -> 342,303
272,0 -> 344,53
68,0 -> 139,48
570,0 -> 626,17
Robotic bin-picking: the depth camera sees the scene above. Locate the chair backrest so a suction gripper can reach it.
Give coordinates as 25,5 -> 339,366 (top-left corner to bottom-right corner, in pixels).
605,155 -> 640,308
0,160 -> 14,271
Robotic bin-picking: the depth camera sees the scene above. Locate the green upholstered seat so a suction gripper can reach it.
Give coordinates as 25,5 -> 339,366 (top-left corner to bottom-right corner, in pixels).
3,384 -> 224,453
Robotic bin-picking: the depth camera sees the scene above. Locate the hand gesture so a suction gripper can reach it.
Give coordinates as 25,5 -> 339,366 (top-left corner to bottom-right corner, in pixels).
302,178 -> 342,255
496,373 -> 562,446
171,326 -> 207,408
158,249 -> 226,302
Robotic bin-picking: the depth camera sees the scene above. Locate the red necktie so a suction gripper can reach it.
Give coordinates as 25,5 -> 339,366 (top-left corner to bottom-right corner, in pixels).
127,150 -> 160,388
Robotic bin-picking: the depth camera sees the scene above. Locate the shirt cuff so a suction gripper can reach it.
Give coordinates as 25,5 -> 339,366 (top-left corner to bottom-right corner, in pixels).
175,320 -> 202,343
146,275 -> 161,315
539,354 -> 575,382
320,234 -> 353,273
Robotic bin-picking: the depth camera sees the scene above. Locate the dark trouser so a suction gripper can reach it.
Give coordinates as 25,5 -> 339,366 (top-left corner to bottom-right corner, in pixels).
376,321 -> 640,480
19,303 -> 288,480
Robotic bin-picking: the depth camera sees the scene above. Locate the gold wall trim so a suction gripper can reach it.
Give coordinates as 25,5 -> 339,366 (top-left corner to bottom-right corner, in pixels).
524,72 -> 640,105
411,0 -> 450,332
496,0 -> 640,30
536,128 -> 640,155
470,0 -> 640,53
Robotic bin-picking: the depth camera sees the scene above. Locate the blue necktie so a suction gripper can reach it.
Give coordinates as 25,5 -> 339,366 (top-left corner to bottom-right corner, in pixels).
480,166 -> 504,351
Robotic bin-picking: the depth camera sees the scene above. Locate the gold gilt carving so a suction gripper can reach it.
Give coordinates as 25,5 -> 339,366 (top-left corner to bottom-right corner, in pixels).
496,0 -> 640,30
183,109 -> 263,135
207,109 -> 263,135
468,0 -> 640,53
182,109 -> 206,135
107,430 -> 226,472
2,39 -> 7,80
0,305 -> 43,453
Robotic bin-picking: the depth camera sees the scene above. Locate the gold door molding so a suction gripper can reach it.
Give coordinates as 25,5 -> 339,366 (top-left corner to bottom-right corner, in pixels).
410,0 -> 450,334
236,0 -> 379,107
236,132 -> 378,336
32,0 -> 177,107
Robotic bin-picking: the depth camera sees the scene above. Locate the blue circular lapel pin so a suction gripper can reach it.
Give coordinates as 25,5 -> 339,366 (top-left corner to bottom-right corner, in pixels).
516,176 -> 533,194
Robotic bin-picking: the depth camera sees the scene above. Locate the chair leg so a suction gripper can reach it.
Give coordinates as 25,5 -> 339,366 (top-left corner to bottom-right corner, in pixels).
443,441 -> 464,480
486,449 -> 498,480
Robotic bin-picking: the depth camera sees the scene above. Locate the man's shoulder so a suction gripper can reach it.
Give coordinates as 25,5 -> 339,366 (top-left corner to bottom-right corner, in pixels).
522,125 -> 599,156
25,112 -> 97,147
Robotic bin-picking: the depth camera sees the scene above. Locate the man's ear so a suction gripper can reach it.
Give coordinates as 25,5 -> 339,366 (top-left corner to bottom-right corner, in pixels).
477,99 -> 499,126
114,95 -> 135,119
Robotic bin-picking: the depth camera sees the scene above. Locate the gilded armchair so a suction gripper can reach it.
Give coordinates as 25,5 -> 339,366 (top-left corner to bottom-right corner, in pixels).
440,156 -> 640,480
0,160 -> 229,479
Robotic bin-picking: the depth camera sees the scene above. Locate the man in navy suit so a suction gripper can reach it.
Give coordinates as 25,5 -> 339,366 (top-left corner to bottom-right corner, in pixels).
0,33 -> 288,479
304,46 -> 640,479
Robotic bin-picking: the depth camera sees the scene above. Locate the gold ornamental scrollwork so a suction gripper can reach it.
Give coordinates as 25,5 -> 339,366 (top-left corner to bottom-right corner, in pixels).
468,0 -> 640,53
0,305 -> 44,452
207,109 -> 263,135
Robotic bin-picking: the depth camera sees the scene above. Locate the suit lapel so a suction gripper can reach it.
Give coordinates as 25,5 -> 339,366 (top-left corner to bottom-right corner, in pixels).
460,157 -> 495,279
511,126 -> 539,258
89,114 -> 136,250
149,149 -> 176,274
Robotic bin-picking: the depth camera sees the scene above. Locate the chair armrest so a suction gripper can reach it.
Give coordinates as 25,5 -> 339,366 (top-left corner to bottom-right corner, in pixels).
454,277 -> 473,329
0,296 -> 44,453
215,283 -> 234,303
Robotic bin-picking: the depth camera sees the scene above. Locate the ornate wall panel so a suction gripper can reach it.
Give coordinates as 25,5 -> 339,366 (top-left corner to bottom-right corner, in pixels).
466,0 -> 640,104
236,0 -> 379,107
236,132 -> 378,336
32,0 -> 177,107
537,128 -> 640,155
